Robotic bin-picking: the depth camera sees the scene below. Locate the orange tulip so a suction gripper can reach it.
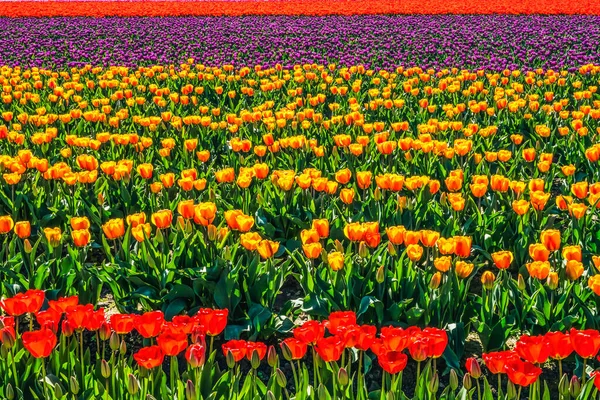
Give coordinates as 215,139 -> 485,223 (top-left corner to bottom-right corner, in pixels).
588,275 -> 600,296
340,189 -> 354,204
569,203 -> 587,219
456,261 -> 474,279
151,210 -> 173,229
437,238 -> 455,255
303,243 -> 322,259
0,215 -> 15,234
530,191 -> 550,211
454,236 -> 472,258
526,261 -> 550,280
126,213 -> 147,228
406,244 -> 423,261
132,223 -> 152,242
434,256 -> 452,273
14,221 -> 30,239
44,227 -> 62,247
335,169 -> 351,185
71,229 -> 91,247
566,260 -> 584,280
102,219 -> 125,240
562,245 -> 582,262
491,251 -> 513,270
386,226 -> 405,245
177,200 -> 195,219
240,232 -> 262,251
257,240 -> 279,259
522,148 -> 536,162
540,230 -> 560,252
312,219 -> 329,238
159,173 -> 175,188
70,217 -> 90,230
137,164 -> 153,179
420,230 -> 440,247
571,182 -> 588,199
194,202 -> 217,226
343,222 -> 365,242
356,171 -> 372,189
328,252 -> 345,271
512,200 -> 530,215
301,229 -> 320,245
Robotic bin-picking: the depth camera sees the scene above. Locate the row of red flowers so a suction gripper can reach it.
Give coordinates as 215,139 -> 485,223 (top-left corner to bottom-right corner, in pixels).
1,0 -> 599,17
5,290 -> 600,392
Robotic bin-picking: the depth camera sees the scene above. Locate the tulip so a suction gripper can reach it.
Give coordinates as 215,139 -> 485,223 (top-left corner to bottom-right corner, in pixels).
491,250 -> 513,269
14,221 -> 30,239
151,210 -> 173,229
133,346 -> 164,369
102,219 -> 125,240
22,328 -> 57,358
540,230 -> 560,252
71,229 -> 90,247
0,216 -> 15,234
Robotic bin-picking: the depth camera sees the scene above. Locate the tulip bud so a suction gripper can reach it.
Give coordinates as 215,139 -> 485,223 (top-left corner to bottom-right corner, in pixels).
338,368 -> 349,386
558,373 -> 569,396
317,384 -> 328,399
23,238 -> 33,253
224,246 -> 232,261
147,395 -> 157,400
449,369 -> 459,391
54,383 -> 64,398
276,368 -> 287,388
467,358 -> 482,379
358,241 -> 369,258
387,241 -> 397,256
376,265 -> 385,283
281,342 -> 293,361
155,228 -> 164,244
101,359 -> 111,379
374,187 -> 382,201
127,374 -> 140,395
570,375 -> 581,398
506,381 -> 516,399
99,322 -> 111,341
2,329 -> 15,349
185,380 -> 196,400
428,372 -> 439,394
6,383 -> 14,400
267,391 -> 277,400
109,332 -> 119,351
481,271 -> 495,290
429,272 -> 442,289
120,339 -> 127,355
334,239 -> 344,253
226,350 -> 236,369
386,392 -> 395,400
70,376 -> 80,395
207,224 -> 217,241
0,346 -> 7,359
547,271 -> 559,290
267,345 -> 278,368
462,373 -> 472,390
251,349 -> 261,369
518,274 -> 526,291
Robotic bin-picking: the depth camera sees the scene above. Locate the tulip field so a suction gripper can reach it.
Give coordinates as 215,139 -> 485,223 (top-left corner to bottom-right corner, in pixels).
2,2 -> 600,400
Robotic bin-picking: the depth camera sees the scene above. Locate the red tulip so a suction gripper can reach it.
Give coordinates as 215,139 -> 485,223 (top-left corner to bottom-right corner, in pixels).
157,332 -> 188,356
315,336 -> 345,362
35,308 -> 62,332
378,350 -> 408,374
545,331 -> 573,360
381,326 -> 409,352
504,359 -> 542,387
465,357 -> 482,378
325,311 -> 357,335
354,325 -> 377,351
293,320 -> 325,344
195,308 -> 228,336
423,327 -> 448,358
48,296 -> 79,314
134,346 -> 164,369
222,340 -> 247,362
281,338 -> 308,359
65,304 -> 94,331
185,342 -> 206,368
134,311 -> 165,338
514,335 -> 550,364
591,371 -> 600,391
408,337 -> 429,362
84,309 -> 106,331
246,341 -> 268,361
0,290 -> 44,316
22,328 -> 57,358
482,351 -> 519,374
110,314 -> 136,334
570,328 -> 600,359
